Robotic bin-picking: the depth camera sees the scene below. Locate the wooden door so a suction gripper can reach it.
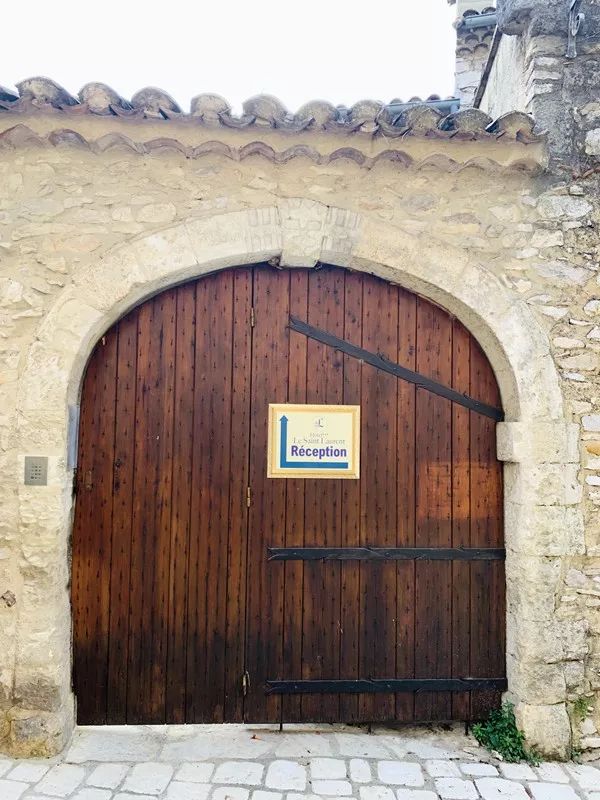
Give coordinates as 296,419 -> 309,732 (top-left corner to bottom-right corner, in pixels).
72,264 -> 505,725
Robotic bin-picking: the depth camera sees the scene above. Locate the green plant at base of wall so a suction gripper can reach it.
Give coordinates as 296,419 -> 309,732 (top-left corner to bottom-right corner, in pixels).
572,697 -> 589,721
472,703 -> 539,765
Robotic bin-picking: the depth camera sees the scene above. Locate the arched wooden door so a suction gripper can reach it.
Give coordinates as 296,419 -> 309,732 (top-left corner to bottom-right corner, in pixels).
72,264 -> 505,725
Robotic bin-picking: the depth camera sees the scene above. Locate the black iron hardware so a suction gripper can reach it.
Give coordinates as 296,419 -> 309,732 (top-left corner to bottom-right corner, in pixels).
567,0 -> 585,58
289,316 -> 504,421
266,678 -> 508,695
267,546 -> 505,562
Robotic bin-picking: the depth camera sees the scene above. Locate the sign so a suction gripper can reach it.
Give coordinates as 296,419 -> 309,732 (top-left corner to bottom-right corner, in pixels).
267,404 -> 360,479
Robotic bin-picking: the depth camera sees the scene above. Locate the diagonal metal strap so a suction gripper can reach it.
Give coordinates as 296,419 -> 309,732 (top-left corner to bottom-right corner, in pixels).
289,316 -> 504,421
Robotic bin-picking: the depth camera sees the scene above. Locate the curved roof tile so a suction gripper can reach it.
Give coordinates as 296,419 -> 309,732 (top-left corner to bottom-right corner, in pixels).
0,77 -> 543,144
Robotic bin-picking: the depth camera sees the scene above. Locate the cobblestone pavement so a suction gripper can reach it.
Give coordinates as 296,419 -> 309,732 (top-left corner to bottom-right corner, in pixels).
0,724 -> 598,800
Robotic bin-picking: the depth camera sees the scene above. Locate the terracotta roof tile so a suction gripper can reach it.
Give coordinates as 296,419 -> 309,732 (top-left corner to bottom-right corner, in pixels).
0,77 -> 542,144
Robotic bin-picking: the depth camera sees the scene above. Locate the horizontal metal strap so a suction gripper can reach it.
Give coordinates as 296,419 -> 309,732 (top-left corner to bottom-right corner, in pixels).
267,546 -> 506,562
266,678 -> 508,695
289,316 -> 504,422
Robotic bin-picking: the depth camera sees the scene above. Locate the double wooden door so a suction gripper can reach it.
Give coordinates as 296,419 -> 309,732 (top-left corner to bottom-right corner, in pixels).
72,264 -> 505,725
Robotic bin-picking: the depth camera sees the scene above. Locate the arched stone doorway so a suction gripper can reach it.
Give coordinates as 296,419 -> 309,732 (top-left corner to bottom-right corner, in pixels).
71,264 -> 505,726
14,204 -> 580,756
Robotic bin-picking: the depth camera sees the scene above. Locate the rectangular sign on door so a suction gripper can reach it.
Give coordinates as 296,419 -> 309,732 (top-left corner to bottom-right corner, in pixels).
267,404 -> 360,479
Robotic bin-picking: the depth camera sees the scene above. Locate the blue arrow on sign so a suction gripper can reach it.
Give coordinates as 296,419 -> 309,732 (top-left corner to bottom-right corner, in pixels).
279,415 -> 349,470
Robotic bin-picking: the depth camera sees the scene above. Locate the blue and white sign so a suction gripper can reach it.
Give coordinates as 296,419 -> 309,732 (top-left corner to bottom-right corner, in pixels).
267,404 -> 360,479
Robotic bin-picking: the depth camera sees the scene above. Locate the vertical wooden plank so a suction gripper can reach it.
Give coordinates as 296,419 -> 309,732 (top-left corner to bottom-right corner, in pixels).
73,330 -> 117,724
186,272 -> 234,722
72,342 -> 102,723
72,343 -> 98,723
339,271 -> 362,723
358,275 -> 398,722
395,288 -> 417,722
127,291 -> 176,723
414,298 -> 453,721
282,269 -> 309,723
165,283 -> 196,722
300,267 -> 345,722
149,290 -> 176,722
245,266 -> 288,723
451,320 -> 472,721
106,312 -> 138,723
470,339 -> 505,720
224,268 -> 253,722
127,299 -> 154,722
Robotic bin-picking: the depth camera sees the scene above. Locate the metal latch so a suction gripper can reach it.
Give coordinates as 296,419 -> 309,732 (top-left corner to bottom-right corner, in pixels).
242,670 -> 250,696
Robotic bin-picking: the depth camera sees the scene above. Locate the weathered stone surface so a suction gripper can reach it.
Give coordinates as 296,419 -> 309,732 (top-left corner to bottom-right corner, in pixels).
0,63 -> 598,763
516,703 -> 571,760
585,130 -> 600,157
537,196 -> 593,220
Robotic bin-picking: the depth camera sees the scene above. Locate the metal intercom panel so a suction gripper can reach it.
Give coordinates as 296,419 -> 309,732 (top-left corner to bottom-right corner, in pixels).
24,456 -> 48,486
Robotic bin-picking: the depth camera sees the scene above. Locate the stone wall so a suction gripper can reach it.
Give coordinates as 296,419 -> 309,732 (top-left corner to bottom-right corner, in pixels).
451,3 -> 498,107
478,32 -> 527,118
0,99 -> 597,759
475,0 -> 600,752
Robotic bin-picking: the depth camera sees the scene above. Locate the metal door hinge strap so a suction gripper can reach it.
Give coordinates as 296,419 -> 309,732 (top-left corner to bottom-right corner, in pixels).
246,487 -> 251,507
250,307 -> 256,327
288,316 -> 504,422
265,678 -> 508,695
267,546 -> 506,562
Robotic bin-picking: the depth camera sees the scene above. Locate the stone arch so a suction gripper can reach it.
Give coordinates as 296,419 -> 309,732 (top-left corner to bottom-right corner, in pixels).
13,201 -> 581,757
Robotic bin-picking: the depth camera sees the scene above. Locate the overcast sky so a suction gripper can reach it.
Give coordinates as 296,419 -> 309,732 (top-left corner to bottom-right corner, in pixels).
3,1 -> 457,113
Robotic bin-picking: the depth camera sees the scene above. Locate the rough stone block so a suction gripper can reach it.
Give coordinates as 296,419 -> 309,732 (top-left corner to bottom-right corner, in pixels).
497,421 -> 580,464
505,462 -> 582,506
504,502 -> 585,555
516,702 -> 571,759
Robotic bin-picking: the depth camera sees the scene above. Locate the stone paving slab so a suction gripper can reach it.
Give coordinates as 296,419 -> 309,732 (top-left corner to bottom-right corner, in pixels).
0,724 -> 597,800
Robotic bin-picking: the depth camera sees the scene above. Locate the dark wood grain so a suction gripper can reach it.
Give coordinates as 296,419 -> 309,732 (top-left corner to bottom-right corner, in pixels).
224,268 -> 253,722
282,269 -> 309,723
359,278 -> 398,722
106,312 -> 137,723
339,271 -> 362,723
166,283 -> 196,722
245,267 -> 288,722
414,298 -> 453,721
72,265 -> 505,726
451,320 -> 472,721
396,288 -> 417,722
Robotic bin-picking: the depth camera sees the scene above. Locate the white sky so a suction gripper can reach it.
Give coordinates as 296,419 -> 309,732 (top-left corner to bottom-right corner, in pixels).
3,1 -> 457,114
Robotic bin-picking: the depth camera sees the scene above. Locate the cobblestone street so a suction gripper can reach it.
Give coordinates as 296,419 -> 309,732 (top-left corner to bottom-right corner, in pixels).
0,725 -> 598,800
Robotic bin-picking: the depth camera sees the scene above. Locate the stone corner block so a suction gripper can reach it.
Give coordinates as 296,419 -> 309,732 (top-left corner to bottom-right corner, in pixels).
4,702 -> 74,758
497,421 -> 580,464
515,701 -> 571,760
